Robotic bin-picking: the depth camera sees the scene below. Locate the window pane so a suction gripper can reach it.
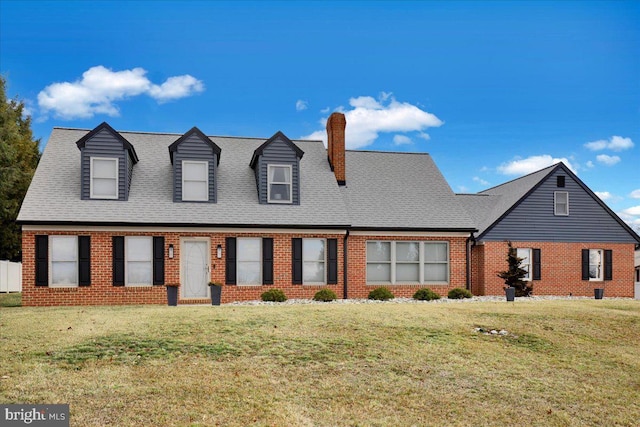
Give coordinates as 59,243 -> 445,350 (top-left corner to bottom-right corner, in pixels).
238,261 -> 261,285
303,239 -> 325,261
237,239 -> 261,261
424,243 -> 448,262
516,248 -> 530,264
424,264 -> 447,282
184,181 -> 208,201
396,264 -> 419,282
128,261 -> 152,284
51,261 -> 78,285
269,166 -> 290,183
556,192 -> 568,203
589,249 -> 602,279
269,184 -> 290,201
183,162 -> 207,180
303,262 -> 325,283
127,237 -> 152,261
367,242 -> 390,262
93,159 -> 117,178
51,237 -> 77,261
367,263 -> 391,282
93,178 -> 117,197
396,242 -> 419,262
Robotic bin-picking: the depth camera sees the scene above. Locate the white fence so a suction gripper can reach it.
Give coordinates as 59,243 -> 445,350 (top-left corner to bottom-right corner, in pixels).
0,260 -> 22,293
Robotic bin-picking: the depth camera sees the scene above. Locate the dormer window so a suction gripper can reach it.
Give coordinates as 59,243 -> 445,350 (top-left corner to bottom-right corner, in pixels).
90,157 -> 118,199
268,164 -> 292,203
182,160 -> 209,202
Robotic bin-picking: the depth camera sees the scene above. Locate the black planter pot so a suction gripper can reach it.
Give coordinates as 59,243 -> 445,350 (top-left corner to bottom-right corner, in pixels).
209,285 -> 222,306
594,288 -> 604,300
505,287 -> 515,302
167,286 -> 178,306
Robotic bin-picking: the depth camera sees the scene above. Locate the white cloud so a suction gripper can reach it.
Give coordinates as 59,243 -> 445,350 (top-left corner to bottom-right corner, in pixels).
630,189 -> 640,199
320,106 -> 330,114
302,93 -> 443,149
595,191 -> 612,201
618,211 -> 640,235
585,160 -> 594,168
497,155 -> 576,176
622,206 -> 640,216
458,185 -> 469,193
393,135 -> 412,145
473,176 -> 490,186
584,135 -> 634,152
37,66 -> 204,119
295,100 -> 308,111
596,154 -> 621,166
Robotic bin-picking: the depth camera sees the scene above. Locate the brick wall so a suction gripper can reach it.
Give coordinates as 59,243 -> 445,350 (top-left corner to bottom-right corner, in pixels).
346,235 -> 468,298
22,230 -> 344,306
472,240 -> 636,297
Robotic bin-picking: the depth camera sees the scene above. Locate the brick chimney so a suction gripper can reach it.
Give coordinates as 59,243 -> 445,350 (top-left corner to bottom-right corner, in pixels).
326,112 -> 346,185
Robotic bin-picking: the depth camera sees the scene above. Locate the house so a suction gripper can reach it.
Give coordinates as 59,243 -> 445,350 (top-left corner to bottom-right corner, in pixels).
17,113 -> 477,306
458,164 -> 640,297
18,113 -> 640,306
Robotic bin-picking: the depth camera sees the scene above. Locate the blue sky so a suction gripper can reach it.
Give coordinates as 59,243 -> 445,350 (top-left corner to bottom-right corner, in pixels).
2,1 -> 639,232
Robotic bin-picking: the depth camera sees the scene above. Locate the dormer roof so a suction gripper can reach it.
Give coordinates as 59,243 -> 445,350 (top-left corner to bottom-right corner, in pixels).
249,131 -> 304,169
75,121 -> 139,164
168,126 -> 221,165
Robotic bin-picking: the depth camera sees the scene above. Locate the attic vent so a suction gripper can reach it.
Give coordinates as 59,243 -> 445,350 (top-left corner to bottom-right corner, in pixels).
557,176 -> 565,188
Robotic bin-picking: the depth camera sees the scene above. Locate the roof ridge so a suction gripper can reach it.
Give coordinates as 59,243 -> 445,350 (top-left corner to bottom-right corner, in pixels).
479,163 -> 559,193
346,149 -> 431,156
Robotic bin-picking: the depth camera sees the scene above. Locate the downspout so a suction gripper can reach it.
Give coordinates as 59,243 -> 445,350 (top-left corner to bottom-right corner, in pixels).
466,233 -> 475,292
343,229 -> 349,299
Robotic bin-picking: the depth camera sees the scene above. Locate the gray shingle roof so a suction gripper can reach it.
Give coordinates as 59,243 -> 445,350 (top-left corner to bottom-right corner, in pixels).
340,151 -> 476,230
18,128 -> 351,228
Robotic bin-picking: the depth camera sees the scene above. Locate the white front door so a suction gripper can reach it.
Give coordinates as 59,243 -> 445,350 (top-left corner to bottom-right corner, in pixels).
182,240 -> 209,298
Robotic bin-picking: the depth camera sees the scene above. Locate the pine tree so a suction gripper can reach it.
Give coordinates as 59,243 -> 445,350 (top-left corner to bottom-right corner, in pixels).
497,242 -> 533,297
0,76 -> 41,260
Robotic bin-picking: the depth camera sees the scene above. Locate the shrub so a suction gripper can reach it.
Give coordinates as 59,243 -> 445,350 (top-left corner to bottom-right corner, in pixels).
368,287 -> 395,301
448,288 -> 473,299
413,288 -> 441,301
261,289 -> 287,302
313,289 -> 337,302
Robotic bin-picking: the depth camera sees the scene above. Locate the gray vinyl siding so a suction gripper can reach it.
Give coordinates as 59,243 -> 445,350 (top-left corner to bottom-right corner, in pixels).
483,168 -> 637,243
80,128 -> 127,201
173,133 -> 217,203
256,138 -> 300,205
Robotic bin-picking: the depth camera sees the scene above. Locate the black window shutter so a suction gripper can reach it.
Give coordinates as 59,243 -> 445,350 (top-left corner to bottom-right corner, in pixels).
153,236 -> 165,285
226,237 -> 237,285
292,238 -> 303,284
581,249 -> 589,281
532,248 -> 541,281
78,236 -> 91,286
35,235 -> 48,286
113,236 -> 125,286
263,238 -> 274,285
604,249 -> 613,281
327,239 -> 338,284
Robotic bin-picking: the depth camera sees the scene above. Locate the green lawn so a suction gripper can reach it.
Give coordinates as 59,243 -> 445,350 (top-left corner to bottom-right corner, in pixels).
0,292 -> 21,307
1,299 -> 639,426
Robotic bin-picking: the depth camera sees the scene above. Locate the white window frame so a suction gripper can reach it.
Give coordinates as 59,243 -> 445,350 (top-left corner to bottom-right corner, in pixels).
237,238 -> 262,286
589,248 -> 603,282
302,238 -> 326,285
366,241 -> 450,285
90,157 -> 118,200
49,236 -> 78,287
516,248 -> 532,281
125,236 -> 153,286
267,164 -> 293,204
554,191 -> 569,216
182,160 -> 209,202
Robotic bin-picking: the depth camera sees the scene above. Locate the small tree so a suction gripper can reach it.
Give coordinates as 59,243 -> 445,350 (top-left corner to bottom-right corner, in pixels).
497,242 -> 532,297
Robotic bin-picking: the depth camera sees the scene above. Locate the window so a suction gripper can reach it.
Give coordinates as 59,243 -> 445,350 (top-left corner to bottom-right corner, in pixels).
516,248 -> 532,281
303,239 -> 326,284
90,157 -> 118,199
182,160 -> 209,201
237,238 -> 261,285
50,236 -> 78,286
554,191 -> 569,216
126,237 -> 152,286
636,268 -> 639,283
267,165 -> 292,203
366,241 -> 449,284
589,249 -> 603,281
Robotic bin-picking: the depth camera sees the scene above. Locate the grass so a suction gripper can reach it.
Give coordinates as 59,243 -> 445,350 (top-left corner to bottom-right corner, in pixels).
1,300 -> 639,426
0,292 -> 21,307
